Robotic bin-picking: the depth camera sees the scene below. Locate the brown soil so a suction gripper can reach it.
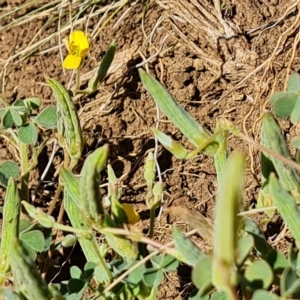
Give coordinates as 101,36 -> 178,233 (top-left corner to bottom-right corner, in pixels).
0,0 -> 300,299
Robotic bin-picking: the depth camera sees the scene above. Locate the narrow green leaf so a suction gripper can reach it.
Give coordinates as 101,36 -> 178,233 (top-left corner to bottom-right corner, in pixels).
60,167 -> 81,207
107,164 -> 127,224
64,190 -> 112,283
88,40 -> 116,91
139,68 -> 218,155
152,128 -> 188,159
22,201 -> 55,228
80,144 -> 109,221
101,215 -> 138,261
10,238 -> 53,300
261,113 -> 300,201
269,173 -> 300,248
212,153 -> 244,295
0,178 -> 20,283
47,77 -> 83,169
0,288 -> 23,300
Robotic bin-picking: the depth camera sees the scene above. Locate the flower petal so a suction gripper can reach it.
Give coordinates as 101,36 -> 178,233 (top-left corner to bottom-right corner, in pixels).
121,204 -> 140,224
69,30 -> 89,56
62,55 -> 82,69
62,37 -> 70,53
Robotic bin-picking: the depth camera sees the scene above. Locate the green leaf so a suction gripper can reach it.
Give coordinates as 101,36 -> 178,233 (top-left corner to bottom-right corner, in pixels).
35,106 -> 57,129
152,128 -> 188,159
24,97 -> 42,110
2,109 -> 14,128
291,137 -> 300,149
192,256 -> 213,296
70,265 -> 83,279
269,174 -> 300,248
10,238 -> 53,300
0,161 -> 19,187
188,290 -> 209,300
172,226 -> 204,266
261,113 -> 300,200
211,291 -> 230,300
67,278 -> 86,294
19,219 -> 32,233
10,108 -> 23,127
0,178 -> 20,281
236,235 -> 254,266
94,265 -> 111,283
18,123 -> 38,145
80,145 -> 109,220
212,153 -> 245,293
287,73 -> 300,92
59,168 -> 81,207
41,228 -> 52,252
280,266 -> 300,297
139,68 -> 218,155
291,96 -> 300,123
88,40 -> 116,92
0,288 -> 23,300
0,108 -> 6,118
84,262 -> 96,280
244,260 -> 273,289
252,290 -> 279,300
127,263 -> 146,284
22,242 -> 37,261
143,268 -> 164,288
160,255 -> 179,271
20,230 -> 45,252
270,92 -> 298,119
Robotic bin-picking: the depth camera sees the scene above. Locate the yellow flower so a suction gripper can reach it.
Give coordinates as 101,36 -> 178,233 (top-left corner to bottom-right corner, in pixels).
63,30 -> 89,69
121,204 -> 140,225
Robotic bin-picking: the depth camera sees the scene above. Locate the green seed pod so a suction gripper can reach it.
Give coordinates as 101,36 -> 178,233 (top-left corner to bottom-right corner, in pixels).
61,234 -> 77,248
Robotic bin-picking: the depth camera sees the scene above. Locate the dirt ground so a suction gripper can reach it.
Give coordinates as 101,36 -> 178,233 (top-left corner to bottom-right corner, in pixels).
1,0 -> 300,299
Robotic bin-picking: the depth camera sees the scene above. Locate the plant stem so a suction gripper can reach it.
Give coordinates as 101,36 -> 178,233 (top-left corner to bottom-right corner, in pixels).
19,142 -> 30,203
74,69 -> 80,94
148,207 -> 155,238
